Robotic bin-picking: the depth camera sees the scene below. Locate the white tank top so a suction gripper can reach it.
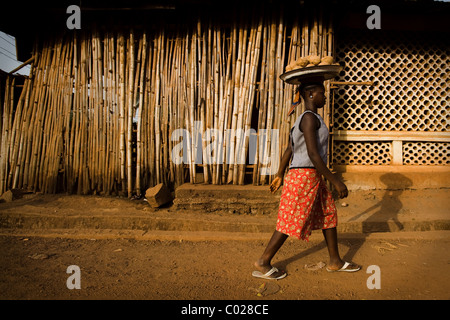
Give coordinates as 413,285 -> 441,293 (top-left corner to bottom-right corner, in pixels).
289,110 -> 328,169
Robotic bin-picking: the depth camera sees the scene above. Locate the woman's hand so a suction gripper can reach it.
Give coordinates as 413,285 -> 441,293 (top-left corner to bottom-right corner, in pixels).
334,180 -> 348,199
270,175 -> 283,194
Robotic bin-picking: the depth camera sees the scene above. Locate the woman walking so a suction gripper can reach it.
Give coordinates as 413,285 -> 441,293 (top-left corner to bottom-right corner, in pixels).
252,80 -> 361,280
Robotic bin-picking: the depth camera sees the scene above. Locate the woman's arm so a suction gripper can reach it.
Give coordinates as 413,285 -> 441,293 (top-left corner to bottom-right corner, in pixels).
301,113 -> 348,198
269,137 -> 292,193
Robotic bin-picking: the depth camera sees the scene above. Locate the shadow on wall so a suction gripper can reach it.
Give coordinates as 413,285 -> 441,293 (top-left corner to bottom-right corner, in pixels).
348,173 -> 413,232
339,173 -> 413,265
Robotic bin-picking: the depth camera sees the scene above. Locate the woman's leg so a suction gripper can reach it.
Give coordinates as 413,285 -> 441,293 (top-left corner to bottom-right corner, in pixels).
322,227 -> 342,268
322,227 -> 360,271
254,230 -> 288,275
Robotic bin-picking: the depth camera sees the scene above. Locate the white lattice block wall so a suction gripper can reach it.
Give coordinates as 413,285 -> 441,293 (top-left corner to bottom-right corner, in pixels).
332,30 -> 449,167
403,142 -> 449,165
333,141 -> 391,165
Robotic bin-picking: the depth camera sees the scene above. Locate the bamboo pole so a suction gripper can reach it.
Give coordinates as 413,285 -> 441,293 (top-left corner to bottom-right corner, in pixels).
271,13 -> 284,184
154,32 -> 163,185
95,32 -> 105,194
102,33 -> 111,194
199,24 -> 210,184
235,20 -> 253,184
263,15 -> 276,185
189,31 -> 197,183
136,31 -> 147,195
16,77 -> 33,189
7,77 -> 28,189
66,33 -> 78,193
0,76 -> 12,194
162,35 -> 172,186
79,34 -> 90,194
226,22 -> 242,184
239,16 -> 263,184
127,29 -> 135,197
8,56 -> 35,75
118,32 -> 126,193
28,43 -> 50,191
221,30 -> 234,184
231,19 -> 248,184
254,21 -> 268,185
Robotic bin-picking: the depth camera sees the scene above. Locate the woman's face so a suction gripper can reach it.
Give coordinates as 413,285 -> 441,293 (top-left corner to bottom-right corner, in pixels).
312,87 -> 326,108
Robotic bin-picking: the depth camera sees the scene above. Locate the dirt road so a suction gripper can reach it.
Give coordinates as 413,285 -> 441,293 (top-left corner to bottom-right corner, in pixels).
0,231 -> 449,301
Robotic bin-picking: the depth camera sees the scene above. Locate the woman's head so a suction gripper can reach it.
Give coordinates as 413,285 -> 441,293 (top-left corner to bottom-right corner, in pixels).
297,82 -> 326,108
288,80 -> 326,117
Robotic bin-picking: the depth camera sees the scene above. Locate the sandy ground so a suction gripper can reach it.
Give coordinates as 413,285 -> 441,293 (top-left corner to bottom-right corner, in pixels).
0,189 -> 449,303
0,232 -> 449,300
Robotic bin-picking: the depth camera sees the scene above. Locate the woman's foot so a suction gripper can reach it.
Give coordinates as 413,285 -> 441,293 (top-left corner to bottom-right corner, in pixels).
326,260 -> 361,272
252,260 -> 287,280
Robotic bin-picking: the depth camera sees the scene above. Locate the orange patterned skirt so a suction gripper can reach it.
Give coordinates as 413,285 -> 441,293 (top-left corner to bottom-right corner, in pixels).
276,168 -> 337,241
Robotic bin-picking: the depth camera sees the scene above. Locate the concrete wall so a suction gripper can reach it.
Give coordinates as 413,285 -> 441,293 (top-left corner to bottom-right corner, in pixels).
335,165 -> 450,190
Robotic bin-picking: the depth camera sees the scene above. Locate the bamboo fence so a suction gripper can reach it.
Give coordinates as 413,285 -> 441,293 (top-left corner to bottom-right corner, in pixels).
0,8 -> 334,196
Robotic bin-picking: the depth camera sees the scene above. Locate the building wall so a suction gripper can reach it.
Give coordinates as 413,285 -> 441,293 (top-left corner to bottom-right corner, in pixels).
332,29 -> 449,189
1,2 -> 448,195
0,4 -> 337,196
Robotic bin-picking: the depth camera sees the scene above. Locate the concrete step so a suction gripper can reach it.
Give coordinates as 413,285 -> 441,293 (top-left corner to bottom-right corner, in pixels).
0,186 -> 449,237
173,183 -> 280,215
